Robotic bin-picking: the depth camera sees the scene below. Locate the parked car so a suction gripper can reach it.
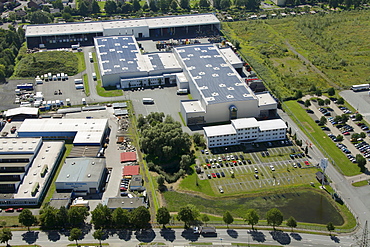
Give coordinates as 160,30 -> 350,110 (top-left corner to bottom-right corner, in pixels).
304,161 -> 310,166
270,165 -> 275,171
5,208 -> 14,212
212,173 -> 217,178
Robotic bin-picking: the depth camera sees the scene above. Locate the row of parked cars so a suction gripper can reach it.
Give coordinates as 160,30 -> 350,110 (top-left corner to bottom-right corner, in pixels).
1,208 -> 23,213
355,141 -> 370,159
336,142 -> 357,163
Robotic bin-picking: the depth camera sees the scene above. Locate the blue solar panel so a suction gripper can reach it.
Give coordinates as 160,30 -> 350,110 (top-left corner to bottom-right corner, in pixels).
95,36 -> 141,75
148,54 -> 164,70
175,45 -> 252,104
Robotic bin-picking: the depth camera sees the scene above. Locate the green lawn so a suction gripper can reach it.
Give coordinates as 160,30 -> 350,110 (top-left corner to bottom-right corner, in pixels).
75,51 -> 86,73
42,144 -> 73,206
352,180 -> 369,187
83,73 -> 90,96
92,52 -> 123,97
283,100 -> 362,176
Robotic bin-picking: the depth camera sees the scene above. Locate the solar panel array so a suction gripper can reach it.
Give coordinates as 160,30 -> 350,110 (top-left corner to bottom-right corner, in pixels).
147,54 -> 165,70
95,36 -> 141,75
175,45 -> 254,105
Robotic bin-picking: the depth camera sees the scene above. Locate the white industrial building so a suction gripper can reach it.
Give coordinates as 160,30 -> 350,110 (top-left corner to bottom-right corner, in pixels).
0,137 -> 65,206
174,44 -> 278,125
94,36 -> 183,87
55,157 -> 106,195
204,118 -> 287,148
17,118 -> 109,145
25,14 -> 221,48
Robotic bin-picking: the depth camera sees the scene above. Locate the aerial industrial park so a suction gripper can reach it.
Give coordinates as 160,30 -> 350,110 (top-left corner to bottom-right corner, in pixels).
0,11 -> 369,247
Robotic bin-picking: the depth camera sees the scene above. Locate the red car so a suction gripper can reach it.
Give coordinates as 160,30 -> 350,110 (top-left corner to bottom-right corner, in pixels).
343,132 -> 350,135
16,208 -> 23,212
5,208 -> 14,212
304,161 -> 310,166
211,173 -> 216,178
120,187 -> 127,191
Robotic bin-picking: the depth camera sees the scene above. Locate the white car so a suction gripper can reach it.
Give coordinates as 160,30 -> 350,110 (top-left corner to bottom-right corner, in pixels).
270,165 -> 275,171
254,168 -> 258,173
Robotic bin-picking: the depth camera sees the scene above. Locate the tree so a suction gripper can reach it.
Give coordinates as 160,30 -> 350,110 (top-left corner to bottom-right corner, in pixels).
304,99 -> 311,108
356,154 -> 366,169
360,132 -> 366,139
286,216 -> 297,232
177,204 -> 199,228
326,222 -> 335,235
201,214 -> 210,226
157,175 -> 165,187
92,0 -> 101,13
295,90 -> 303,99
309,85 -> 317,92
245,0 -> 260,10
180,154 -> 192,170
18,209 -> 37,231
244,209 -> 259,230
93,229 -> 104,246
149,0 -> 158,11
27,10 -> 53,24
324,99 -> 331,105
56,206 -> 69,227
157,207 -> 171,228
223,211 -> 234,227
220,0 -> 231,9
336,97 -> 344,104
130,206 -> 151,229
266,208 -> 283,230
104,0 -> 117,14
0,228 -> 12,246
39,205 -> 58,229
355,114 -> 363,121
68,207 -> 89,227
69,228 -> 82,246
341,114 -> 349,124
132,0 -> 141,12
52,0 -> 64,10
327,87 -> 335,96
112,208 -> 130,229
318,98 -> 325,106
180,0 -> 190,9
319,116 -> 327,126
91,204 -> 112,229
199,0 -> 210,8
336,135 -> 343,142
170,0 -> 178,10
78,0 -> 90,15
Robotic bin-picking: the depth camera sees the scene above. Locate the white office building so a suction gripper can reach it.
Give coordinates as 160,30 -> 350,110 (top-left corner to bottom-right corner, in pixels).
204,118 -> 287,148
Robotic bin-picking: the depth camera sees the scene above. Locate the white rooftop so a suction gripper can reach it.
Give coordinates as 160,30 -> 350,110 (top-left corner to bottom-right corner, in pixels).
231,118 -> 259,129
15,141 -> 64,199
258,119 -> 287,131
25,14 -> 220,37
4,107 -> 39,117
18,119 -> 108,145
204,124 -> 237,137
219,47 -> 243,67
181,100 -> 205,113
0,137 -> 42,154
256,92 -> 278,106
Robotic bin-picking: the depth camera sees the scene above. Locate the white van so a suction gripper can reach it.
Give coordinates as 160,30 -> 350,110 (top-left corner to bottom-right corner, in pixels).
92,72 -> 97,80
82,98 -> 86,105
66,98 -> 71,106
142,98 -> 154,104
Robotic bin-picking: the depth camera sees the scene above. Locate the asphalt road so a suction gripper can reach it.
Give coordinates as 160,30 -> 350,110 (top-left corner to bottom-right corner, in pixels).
8,228 -> 353,247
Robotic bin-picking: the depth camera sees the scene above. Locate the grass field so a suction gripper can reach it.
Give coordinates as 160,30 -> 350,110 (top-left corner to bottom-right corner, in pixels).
222,10 -> 370,100
283,100 -> 362,176
83,73 -> 90,96
352,180 -> 369,187
75,51 -> 86,73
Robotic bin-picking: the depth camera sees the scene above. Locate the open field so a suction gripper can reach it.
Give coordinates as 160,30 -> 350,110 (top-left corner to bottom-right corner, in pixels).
222,10 -> 370,100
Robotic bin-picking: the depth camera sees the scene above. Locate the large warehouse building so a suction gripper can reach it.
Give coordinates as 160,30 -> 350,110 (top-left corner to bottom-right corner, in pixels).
17,118 -> 109,146
55,157 -> 106,195
204,118 -> 287,148
174,44 -> 278,125
0,137 -> 65,206
25,14 -> 220,49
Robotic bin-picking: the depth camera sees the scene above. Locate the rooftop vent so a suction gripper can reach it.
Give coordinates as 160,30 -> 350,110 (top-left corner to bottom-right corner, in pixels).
194,76 -> 202,80
227,87 -> 235,90
205,64 -> 212,67
213,67 -> 220,70
67,174 -> 70,178
220,63 -> 228,67
22,141 -> 27,143
199,86 -> 208,90
226,95 -> 234,99
187,54 -> 194,57
87,174 -> 91,177
227,73 -> 235,76
243,94 -> 250,97
212,74 -> 219,77
199,72 -> 205,75
211,92 -> 219,97
219,83 -> 226,87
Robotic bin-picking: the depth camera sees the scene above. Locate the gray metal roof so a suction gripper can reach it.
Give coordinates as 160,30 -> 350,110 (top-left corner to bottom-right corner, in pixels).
175,44 -> 255,105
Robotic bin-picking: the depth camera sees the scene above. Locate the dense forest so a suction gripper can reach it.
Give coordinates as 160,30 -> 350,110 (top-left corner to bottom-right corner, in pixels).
0,26 -> 24,82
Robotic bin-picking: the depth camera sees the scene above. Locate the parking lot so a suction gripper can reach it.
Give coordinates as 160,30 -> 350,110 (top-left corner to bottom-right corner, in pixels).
196,141 -> 317,194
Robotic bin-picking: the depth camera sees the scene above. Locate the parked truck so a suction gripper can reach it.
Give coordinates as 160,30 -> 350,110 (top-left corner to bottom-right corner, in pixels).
142,98 -> 154,104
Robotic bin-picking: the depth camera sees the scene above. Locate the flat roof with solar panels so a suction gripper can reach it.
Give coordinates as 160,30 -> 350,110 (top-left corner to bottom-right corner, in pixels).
174,44 -> 256,105
95,36 -> 148,76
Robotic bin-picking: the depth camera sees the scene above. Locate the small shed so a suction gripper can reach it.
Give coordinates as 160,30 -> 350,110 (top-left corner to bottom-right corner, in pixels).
120,152 -> 136,163
316,171 -> 328,185
113,102 -> 127,109
114,109 -> 128,116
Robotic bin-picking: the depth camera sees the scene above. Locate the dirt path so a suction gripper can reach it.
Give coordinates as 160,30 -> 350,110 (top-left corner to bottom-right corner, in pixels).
283,40 -> 338,88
